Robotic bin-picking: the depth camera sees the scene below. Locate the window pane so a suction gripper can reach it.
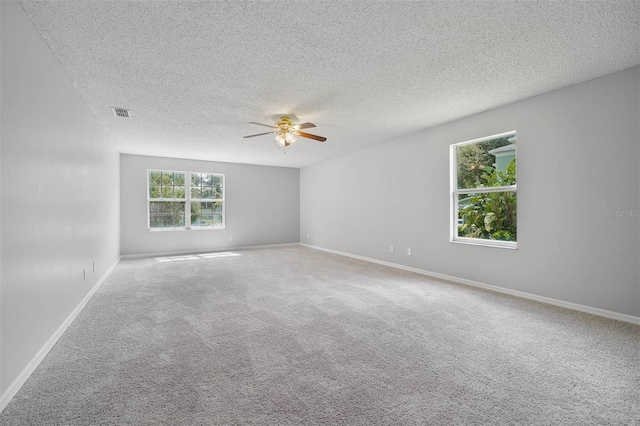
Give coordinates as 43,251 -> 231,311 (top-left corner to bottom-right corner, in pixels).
202,173 -> 213,186
162,186 -> 174,198
161,202 -> 174,214
175,186 -> 186,199
191,201 -> 218,227
213,175 -> 223,198
149,215 -> 163,229
457,136 -> 516,189
149,201 -> 164,214
191,214 -> 204,227
191,187 -> 201,199
202,188 -> 213,199
149,171 -> 162,185
190,200 -> 201,226
174,173 -> 185,186
162,172 -> 173,185
149,185 -> 160,198
457,191 -> 517,241
201,202 -> 213,227
173,202 -> 185,216
161,215 -> 175,228
175,212 -> 185,227
149,201 -> 185,229
191,173 -> 202,186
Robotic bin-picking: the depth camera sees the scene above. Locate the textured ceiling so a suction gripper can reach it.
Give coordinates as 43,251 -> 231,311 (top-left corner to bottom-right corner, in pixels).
19,1 -> 640,168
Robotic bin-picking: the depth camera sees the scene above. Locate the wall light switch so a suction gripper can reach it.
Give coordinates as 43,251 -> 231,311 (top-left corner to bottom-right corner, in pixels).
228,236 -> 233,241
407,248 -> 412,256
390,245 -> 394,253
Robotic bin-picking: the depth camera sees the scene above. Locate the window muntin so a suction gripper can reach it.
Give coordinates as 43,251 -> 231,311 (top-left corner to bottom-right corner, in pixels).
148,170 -> 224,231
451,131 -> 516,248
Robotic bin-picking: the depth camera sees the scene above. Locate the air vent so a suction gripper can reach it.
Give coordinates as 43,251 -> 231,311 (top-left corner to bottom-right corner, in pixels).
111,107 -> 130,118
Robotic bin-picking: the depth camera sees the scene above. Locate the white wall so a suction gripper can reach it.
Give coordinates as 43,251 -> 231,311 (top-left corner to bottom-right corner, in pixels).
1,1 -> 121,396
120,154 -> 299,256
301,66 -> 640,318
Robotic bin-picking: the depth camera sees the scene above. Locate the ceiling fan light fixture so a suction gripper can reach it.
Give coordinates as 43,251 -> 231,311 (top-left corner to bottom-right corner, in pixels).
285,132 -> 296,144
275,134 -> 286,146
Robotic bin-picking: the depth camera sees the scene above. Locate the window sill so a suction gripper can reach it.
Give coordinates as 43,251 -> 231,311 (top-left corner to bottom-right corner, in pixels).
191,226 -> 226,231
148,226 -> 225,232
451,238 -> 517,250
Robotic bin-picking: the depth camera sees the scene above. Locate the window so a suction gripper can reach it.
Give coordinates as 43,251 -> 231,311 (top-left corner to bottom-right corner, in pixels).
148,170 -> 224,230
450,131 -> 516,248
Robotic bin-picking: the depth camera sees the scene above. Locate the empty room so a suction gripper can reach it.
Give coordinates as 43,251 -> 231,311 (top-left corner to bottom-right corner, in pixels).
1,1 -> 638,424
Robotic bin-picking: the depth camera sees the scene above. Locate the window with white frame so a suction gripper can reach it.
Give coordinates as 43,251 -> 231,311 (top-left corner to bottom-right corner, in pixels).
451,131 -> 516,248
148,170 -> 224,230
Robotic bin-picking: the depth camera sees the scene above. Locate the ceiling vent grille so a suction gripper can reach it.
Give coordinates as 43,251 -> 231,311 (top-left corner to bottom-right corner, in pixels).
111,107 -> 130,118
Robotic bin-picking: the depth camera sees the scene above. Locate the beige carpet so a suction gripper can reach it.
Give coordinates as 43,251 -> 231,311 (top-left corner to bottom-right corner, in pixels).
1,246 -> 638,425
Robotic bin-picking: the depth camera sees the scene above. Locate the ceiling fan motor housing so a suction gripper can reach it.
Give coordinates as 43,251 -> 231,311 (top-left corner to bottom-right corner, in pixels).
275,116 -> 296,146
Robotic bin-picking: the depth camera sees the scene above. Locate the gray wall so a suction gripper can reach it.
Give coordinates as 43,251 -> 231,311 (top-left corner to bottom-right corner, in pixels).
301,66 -> 640,317
1,1 -> 121,395
120,155 -> 300,256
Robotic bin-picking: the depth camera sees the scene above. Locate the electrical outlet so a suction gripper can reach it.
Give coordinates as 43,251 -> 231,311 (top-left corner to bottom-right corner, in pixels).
407,248 -> 412,256
390,245 -> 394,253
228,236 -> 233,241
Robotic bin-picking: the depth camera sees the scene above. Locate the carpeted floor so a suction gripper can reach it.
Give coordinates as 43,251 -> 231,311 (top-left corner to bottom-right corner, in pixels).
1,246 -> 638,425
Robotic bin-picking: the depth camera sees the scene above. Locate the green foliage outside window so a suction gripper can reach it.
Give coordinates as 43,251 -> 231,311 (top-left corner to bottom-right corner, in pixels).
149,201 -> 186,229
458,159 -> 517,241
149,171 -> 186,199
456,137 -> 511,189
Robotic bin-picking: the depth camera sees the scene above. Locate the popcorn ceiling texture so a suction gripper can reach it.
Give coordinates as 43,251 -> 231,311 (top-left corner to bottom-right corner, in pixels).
19,1 -> 640,168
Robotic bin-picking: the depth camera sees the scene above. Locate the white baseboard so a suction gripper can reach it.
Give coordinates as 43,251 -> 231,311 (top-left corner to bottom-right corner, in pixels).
300,243 -> 640,326
121,242 -> 300,259
0,257 -> 122,414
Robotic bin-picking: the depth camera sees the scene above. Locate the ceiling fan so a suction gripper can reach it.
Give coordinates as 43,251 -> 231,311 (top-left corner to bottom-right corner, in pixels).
243,116 -> 326,148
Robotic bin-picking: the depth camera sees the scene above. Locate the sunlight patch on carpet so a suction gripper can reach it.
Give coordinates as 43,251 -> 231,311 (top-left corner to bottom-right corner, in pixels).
155,252 -> 240,262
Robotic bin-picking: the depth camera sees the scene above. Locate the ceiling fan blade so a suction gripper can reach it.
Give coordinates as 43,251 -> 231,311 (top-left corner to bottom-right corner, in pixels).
243,131 -> 274,138
249,122 -> 275,129
294,122 -> 316,130
296,131 -> 326,142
